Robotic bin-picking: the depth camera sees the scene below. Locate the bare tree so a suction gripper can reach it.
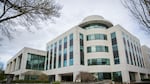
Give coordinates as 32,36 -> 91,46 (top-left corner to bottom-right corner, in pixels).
0,62 -> 5,82
0,61 -> 3,70
0,0 -> 61,39
121,0 -> 150,33
76,72 -> 96,82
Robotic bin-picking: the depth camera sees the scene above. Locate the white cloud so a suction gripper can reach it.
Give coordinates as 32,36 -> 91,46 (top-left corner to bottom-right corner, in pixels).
0,54 -> 13,69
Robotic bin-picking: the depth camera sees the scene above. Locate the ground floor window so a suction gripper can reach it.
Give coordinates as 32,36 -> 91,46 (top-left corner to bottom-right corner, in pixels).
62,75 -> 73,82
97,72 -> 111,80
140,73 -> 146,80
113,71 -> 122,82
92,72 -> 113,81
24,75 -> 38,80
49,75 -> 55,82
129,72 -> 136,81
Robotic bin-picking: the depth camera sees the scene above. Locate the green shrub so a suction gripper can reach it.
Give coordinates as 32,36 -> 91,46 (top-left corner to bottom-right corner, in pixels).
52,81 -> 60,84
11,80 -> 49,83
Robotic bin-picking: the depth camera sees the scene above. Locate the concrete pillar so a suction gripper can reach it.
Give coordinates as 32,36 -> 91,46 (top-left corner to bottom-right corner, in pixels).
19,74 -> 24,80
55,74 -> 61,81
73,71 -> 80,82
11,61 -> 14,72
21,53 -> 28,70
122,71 -> 130,83
15,57 -> 19,71
44,54 -> 47,70
5,64 -> 9,74
145,74 -> 148,79
135,72 -> 141,82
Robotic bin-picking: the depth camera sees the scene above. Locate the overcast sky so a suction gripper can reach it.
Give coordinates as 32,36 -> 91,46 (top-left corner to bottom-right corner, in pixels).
0,0 -> 150,69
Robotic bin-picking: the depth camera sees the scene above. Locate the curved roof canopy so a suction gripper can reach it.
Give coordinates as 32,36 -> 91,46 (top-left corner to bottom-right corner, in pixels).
79,15 -> 113,28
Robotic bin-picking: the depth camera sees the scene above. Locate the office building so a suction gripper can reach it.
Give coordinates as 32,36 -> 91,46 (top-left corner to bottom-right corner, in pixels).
5,15 -> 150,83
5,47 -> 46,80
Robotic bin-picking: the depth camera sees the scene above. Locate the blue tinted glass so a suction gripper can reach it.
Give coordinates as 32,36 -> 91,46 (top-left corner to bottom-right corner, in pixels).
69,33 -> 73,40
64,37 -> 67,43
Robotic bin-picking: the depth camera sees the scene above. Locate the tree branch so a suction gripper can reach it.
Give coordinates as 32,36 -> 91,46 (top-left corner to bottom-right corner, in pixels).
0,12 -> 25,23
121,0 -> 150,33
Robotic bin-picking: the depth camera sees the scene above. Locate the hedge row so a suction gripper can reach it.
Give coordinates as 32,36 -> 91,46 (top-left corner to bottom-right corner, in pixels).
2,80 -> 49,83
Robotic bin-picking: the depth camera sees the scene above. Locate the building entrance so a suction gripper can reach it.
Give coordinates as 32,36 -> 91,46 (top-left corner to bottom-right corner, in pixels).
61,73 -> 73,82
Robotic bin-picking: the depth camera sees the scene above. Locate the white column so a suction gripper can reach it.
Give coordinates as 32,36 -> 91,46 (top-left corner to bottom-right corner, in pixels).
145,74 -> 148,79
11,61 -> 14,72
44,51 -> 48,70
55,74 -> 61,81
135,72 -> 141,82
5,64 -> 9,73
73,71 -> 80,82
122,71 -> 130,83
21,53 -> 28,70
74,32 -> 80,66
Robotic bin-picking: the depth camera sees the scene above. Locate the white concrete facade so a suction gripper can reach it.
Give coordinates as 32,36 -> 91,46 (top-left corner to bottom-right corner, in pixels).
5,15 -> 150,83
142,46 -> 150,71
45,15 -> 150,83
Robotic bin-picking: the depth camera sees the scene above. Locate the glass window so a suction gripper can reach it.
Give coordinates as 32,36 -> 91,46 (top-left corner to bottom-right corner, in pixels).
64,43 -> 67,48
87,34 -> 107,41
26,53 -> 45,70
95,34 -> 100,40
49,45 -> 53,69
54,42 -> 57,69
59,40 -> 62,45
69,33 -> 73,40
69,58 -> 73,66
64,37 -> 67,43
97,73 -> 111,80
112,45 -> 118,51
82,23 -> 108,29
90,35 -> 95,40
88,58 -> 110,65
64,48 -> 67,54
25,75 -> 38,80
63,36 -> 67,67
70,33 -> 73,46
58,56 -> 61,68
87,46 -> 109,53
105,46 -> 109,52
111,32 -> 120,64
87,47 -> 91,52
63,60 -> 67,67
91,46 -> 96,52
104,35 -> 107,40
111,32 -> 116,39
113,71 -> 122,82
70,46 -> 73,52
80,33 -> 84,65
112,38 -> 117,45
80,34 -> 83,39
96,46 -> 101,52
